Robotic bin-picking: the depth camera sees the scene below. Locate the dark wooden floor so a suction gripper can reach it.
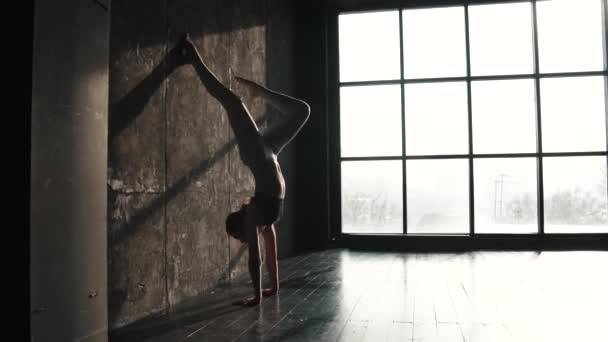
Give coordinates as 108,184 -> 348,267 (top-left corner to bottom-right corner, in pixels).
112,248 -> 608,342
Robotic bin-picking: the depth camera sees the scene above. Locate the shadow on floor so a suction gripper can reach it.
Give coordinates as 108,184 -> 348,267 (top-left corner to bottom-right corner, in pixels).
110,289 -> 250,342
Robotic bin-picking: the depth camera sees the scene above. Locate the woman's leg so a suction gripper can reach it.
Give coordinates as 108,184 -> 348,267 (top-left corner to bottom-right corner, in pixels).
179,34 -> 260,160
235,77 -> 310,154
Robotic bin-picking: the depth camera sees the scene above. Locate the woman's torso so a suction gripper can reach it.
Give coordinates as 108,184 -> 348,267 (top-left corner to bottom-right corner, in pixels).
246,137 -> 285,199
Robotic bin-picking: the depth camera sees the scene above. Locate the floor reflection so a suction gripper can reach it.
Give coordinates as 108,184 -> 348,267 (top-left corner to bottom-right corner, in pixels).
112,249 -> 608,342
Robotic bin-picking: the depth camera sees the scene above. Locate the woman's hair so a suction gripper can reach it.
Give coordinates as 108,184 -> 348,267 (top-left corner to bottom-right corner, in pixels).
226,208 -> 246,241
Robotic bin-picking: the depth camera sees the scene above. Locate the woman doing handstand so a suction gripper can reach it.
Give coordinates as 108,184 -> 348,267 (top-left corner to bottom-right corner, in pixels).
177,34 -> 310,306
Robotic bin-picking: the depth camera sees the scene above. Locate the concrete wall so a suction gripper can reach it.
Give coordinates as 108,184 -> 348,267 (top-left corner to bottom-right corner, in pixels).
30,0 -> 110,340
108,0 -> 298,330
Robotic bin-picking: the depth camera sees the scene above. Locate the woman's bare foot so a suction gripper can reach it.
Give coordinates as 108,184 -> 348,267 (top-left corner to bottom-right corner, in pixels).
171,33 -> 196,66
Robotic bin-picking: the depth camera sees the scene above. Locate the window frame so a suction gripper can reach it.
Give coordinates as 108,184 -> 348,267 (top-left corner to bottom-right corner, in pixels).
328,0 -> 608,241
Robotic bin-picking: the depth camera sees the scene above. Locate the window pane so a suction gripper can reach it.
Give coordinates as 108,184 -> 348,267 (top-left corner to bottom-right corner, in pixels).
340,85 -> 403,157
474,158 -> 538,234
541,76 -> 607,153
537,0 -> 604,73
544,157 -> 608,233
339,11 -> 401,82
472,79 -> 537,154
407,159 -> 469,234
402,7 -> 466,78
469,2 -> 534,76
341,161 -> 403,234
404,82 -> 469,155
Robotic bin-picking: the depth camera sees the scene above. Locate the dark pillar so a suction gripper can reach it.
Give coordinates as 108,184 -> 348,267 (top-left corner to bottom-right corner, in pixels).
30,0 -> 110,340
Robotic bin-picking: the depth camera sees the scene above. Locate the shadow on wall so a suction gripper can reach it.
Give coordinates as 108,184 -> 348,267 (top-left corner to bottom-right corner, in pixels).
107,44 -> 270,322
108,32 -> 291,329
108,44 -> 272,244
107,0 -> 304,330
107,41 -> 274,245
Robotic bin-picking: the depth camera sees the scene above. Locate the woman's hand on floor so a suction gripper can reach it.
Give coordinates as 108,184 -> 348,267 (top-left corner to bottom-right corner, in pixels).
233,296 -> 261,307
262,288 -> 277,297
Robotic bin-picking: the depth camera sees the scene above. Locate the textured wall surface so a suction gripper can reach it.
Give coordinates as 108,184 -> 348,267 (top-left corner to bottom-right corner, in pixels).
108,0 -> 168,327
108,0 -> 297,330
30,0 -> 110,340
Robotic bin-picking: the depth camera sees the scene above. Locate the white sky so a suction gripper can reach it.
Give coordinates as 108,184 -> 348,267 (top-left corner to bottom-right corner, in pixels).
541,76 -> 607,152
469,2 -> 534,76
472,79 -> 537,154
338,0 -> 608,233
340,85 -> 402,157
536,0 -> 605,73
339,11 -> 401,82
402,6 -> 467,78
405,82 -> 469,155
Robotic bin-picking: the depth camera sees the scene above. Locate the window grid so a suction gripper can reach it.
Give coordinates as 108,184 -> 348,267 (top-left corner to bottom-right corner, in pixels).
465,3 -> 475,235
603,0 -> 608,234
339,71 -> 608,88
399,9 -> 408,234
531,0 -> 544,235
336,0 -> 608,236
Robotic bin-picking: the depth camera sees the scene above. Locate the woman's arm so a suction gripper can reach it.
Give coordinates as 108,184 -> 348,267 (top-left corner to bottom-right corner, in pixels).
236,205 -> 263,306
262,225 -> 279,296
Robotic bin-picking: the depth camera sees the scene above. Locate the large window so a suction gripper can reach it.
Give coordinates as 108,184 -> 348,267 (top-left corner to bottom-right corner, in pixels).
337,0 -> 608,235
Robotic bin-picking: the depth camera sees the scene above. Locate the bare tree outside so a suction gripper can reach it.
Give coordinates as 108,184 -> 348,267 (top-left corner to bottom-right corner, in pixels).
341,161 -> 403,233
544,157 -> 608,233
